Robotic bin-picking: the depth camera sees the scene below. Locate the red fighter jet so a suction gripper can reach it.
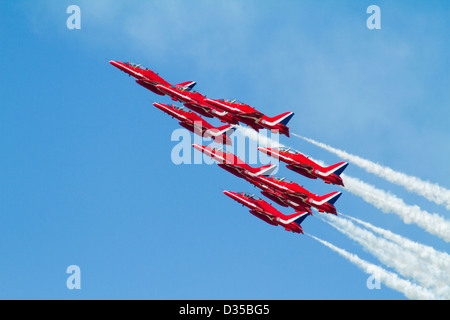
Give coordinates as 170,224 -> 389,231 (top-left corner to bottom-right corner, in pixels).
253,175 -> 342,215
153,103 -> 235,145
192,144 -> 314,214
258,188 -> 312,214
258,147 -> 348,186
192,144 -> 338,214
152,83 -> 239,125
203,98 -> 294,137
223,191 -> 310,234
109,61 -> 197,96
108,61 -> 235,123
157,85 -> 239,124
191,144 -> 277,181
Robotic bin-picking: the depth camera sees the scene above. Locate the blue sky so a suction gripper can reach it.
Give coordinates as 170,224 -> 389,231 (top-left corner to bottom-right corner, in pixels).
1,1 -> 449,299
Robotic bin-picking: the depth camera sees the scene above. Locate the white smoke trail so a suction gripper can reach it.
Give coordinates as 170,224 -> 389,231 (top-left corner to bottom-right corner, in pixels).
342,175 -> 450,242
293,133 -> 450,210
237,127 -> 448,298
237,127 -> 450,242
307,234 -> 438,300
340,213 -> 450,275
235,126 -> 284,148
320,214 -> 449,298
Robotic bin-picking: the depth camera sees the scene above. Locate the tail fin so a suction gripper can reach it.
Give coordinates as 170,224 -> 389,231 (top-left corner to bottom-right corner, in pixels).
216,124 -> 236,136
265,112 -> 294,126
252,164 -> 277,176
324,162 -> 349,176
316,191 -> 342,206
283,211 -> 310,225
206,124 -> 236,137
175,81 -> 196,91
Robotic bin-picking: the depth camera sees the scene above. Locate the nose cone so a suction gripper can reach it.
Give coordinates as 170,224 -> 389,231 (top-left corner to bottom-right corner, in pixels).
223,190 -> 234,198
258,147 -> 274,155
109,60 -> 129,74
152,102 -> 166,110
258,147 -> 281,160
223,190 -> 240,202
192,144 -> 205,153
109,60 -> 121,68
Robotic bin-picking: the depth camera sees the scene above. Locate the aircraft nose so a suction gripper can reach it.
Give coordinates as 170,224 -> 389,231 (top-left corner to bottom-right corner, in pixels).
153,102 -> 164,109
258,147 -> 274,155
109,60 -> 125,70
192,144 -> 204,152
223,190 -> 238,200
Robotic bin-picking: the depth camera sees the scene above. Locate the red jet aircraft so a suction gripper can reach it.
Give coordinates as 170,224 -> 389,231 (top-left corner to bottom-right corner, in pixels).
223,191 -> 310,234
253,175 -> 342,215
258,147 -> 348,186
109,61 -> 196,96
257,188 -> 312,214
192,145 -> 333,214
153,103 -> 235,145
153,84 -> 240,125
191,144 -> 277,181
204,98 -> 294,137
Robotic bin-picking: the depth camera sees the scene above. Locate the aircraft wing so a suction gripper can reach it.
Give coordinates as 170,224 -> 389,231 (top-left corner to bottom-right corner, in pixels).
283,191 -> 309,204
249,209 -> 278,226
237,111 -> 264,122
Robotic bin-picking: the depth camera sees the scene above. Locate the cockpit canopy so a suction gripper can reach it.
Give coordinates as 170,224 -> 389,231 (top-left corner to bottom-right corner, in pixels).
241,192 -> 262,200
177,86 -> 197,93
271,176 -> 294,183
127,62 -> 149,70
172,105 -> 189,112
278,147 -> 300,155
223,98 -> 245,105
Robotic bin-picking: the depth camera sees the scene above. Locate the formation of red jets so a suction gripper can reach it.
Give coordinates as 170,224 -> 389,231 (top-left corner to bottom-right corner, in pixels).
110,61 -> 348,234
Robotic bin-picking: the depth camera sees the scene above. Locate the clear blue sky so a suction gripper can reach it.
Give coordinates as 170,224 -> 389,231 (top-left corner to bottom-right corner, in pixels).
1,0 -> 448,299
